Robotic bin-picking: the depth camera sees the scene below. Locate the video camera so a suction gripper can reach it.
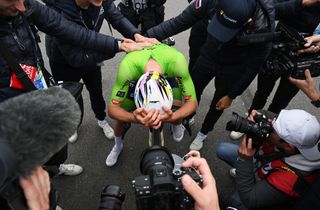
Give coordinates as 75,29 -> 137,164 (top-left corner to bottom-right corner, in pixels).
226,112 -> 273,148
99,129 -> 202,210
238,22 -> 320,79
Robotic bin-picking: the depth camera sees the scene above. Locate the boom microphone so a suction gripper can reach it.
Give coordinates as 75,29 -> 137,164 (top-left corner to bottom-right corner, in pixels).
0,87 -> 80,186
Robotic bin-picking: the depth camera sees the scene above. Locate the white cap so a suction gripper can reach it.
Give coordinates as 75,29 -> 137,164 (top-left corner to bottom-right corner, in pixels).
272,109 -> 320,161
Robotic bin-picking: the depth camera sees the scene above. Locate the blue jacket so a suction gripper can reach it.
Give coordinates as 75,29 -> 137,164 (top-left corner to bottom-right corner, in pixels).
45,0 -> 140,67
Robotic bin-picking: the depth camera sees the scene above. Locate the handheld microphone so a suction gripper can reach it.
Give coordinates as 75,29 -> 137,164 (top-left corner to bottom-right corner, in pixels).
0,87 -> 80,184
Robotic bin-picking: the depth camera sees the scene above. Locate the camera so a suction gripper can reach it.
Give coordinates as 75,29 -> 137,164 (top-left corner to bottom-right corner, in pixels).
132,146 -> 202,210
226,112 -> 273,148
99,185 -> 125,210
264,23 -> 320,79
238,22 -> 320,79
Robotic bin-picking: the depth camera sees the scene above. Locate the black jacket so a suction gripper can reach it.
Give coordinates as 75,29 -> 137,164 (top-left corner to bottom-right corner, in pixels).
274,0 -> 320,33
146,0 -> 275,99
0,0 -> 124,100
45,0 -> 140,67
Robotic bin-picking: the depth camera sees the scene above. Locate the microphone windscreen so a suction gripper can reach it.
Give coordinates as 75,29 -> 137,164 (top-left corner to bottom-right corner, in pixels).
0,87 -> 80,177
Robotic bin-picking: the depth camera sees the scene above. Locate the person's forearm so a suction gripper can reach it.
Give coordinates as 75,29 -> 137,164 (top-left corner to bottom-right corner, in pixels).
30,0 -> 118,54
105,2 -> 139,40
108,106 -> 136,122
170,101 -> 197,123
145,0 -> 212,40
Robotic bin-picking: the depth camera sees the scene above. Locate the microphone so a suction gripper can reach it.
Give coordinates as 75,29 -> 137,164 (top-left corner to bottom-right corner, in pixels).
0,87 -> 81,182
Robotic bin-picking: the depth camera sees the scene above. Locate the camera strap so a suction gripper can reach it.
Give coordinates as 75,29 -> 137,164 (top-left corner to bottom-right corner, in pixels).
0,40 -> 37,91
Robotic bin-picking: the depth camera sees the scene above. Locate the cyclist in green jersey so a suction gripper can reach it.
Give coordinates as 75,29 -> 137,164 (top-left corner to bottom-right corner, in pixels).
106,44 -> 197,167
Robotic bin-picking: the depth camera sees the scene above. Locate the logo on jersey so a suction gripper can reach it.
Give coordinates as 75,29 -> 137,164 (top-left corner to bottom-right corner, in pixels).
261,162 -> 272,175
184,95 -> 192,101
112,99 -> 122,105
116,91 -> 125,97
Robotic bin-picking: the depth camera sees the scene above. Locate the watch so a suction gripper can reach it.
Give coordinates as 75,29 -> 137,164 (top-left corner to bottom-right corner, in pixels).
311,97 -> 320,108
116,38 -> 123,52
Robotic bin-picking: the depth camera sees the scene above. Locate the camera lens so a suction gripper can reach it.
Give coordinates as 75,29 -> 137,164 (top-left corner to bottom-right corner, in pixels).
99,185 -> 125,210
226,112 -> 254,134
140,146 -> 174,175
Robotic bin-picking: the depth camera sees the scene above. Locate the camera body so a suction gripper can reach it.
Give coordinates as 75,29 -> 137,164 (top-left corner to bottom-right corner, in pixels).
132,146 -> 202,210
263,23 -> 320,79
226,112 -> 273,148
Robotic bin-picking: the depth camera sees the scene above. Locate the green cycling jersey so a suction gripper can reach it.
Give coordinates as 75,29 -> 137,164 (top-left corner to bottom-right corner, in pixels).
109,44 -> 196,110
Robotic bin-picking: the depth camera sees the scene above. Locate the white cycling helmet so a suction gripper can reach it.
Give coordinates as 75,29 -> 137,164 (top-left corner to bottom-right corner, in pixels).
134,71 -> 173,113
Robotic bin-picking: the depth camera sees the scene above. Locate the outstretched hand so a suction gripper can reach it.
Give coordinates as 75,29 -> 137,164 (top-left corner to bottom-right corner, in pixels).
119,38 -> 143,52
298,34 -> 320,54
289,69 -> 319,101
181,156 -> 220,210
134,33 -> 160,45
216,96 -> 232,110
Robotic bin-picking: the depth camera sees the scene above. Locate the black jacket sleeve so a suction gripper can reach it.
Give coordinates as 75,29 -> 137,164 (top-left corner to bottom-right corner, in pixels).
28,0 -> 119,57
227,43 -> 272,99
145,0 -> 214,40
104,0 -> 140,40
235,159 -> 292,209
46,35 -> 112,67
274,0 -> 303,20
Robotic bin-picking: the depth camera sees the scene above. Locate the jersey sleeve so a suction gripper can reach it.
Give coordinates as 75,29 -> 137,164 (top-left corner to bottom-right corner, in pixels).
109,58 -> 133,106
171,52 -> 197,102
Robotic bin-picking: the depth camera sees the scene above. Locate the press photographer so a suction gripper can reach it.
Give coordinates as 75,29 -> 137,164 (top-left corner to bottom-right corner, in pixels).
217,109 -> 320,209
0,87 -> 81,210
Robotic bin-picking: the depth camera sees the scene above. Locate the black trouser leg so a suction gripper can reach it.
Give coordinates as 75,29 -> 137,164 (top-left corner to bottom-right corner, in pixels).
190,55 -> 217,103
268,77 -> 299,114
200,69 -> 241,134
188,20 -> 207,71
82,66 -> 106,121
44,144 -> 68,176
249,71 -> 279,113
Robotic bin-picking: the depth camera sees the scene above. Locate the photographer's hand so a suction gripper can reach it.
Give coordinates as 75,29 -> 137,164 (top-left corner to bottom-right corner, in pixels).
302,0 -> 320,7
19,166 -> 50,210
216,96 -> 232,110
238,136 -> 256,160
298,34 -> 320,54
289,69 -> 319,101
181,157 -> 220,210
248,109 -> 262,122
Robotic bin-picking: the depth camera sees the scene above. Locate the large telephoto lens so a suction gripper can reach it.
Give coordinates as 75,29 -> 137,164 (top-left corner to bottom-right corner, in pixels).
140,146 -> 174,175
226,112 -> 254,134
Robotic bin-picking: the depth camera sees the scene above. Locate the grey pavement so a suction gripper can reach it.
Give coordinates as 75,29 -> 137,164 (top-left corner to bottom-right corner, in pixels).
39,1 -> 320,209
